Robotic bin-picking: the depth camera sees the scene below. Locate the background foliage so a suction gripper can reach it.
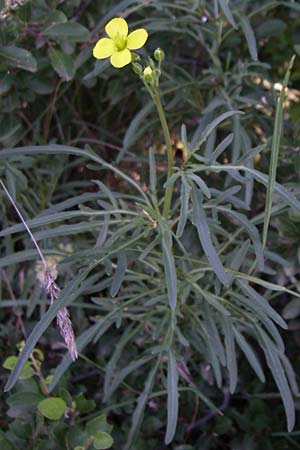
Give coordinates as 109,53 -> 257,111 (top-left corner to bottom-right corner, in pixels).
1,0 -> 300,449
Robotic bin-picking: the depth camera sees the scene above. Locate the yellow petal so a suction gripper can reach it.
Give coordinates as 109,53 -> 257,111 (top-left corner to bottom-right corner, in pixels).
143,66 -> 152,76
105,17 -> 128,39
110,49 -> 132,68
126,28 -> 148,50
93,38 -> 116,59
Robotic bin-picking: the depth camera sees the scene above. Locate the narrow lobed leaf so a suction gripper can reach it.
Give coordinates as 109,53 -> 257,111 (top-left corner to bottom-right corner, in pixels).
262,55 -> 295,247
110,251 -> 127,297
191,186 -> 229,286
165,349 -> 179,445
224,318 -> 237,393
176,176 -> 191,238
238,14 -> 258,60
161,226 -> 177,309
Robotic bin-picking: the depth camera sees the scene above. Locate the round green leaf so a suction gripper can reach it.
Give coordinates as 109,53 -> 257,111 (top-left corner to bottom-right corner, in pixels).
3,356 -> 18,370
86,415 -> 111,435
0,46 -> 37,72
3,357 -> 34,380
38,397 -> 67,420
93,432 -> 114,450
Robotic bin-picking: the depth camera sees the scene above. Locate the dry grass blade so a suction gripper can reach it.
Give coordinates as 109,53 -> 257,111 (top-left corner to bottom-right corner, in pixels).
0,179 -> 77,361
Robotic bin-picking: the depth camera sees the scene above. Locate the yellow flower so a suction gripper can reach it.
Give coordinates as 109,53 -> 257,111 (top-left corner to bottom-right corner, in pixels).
93,17 -> 148,68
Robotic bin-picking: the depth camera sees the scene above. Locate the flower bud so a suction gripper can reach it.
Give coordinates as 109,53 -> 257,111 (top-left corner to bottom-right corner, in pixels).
131,52 -> 141,61
154,48 -> 165,63
132,62 -> 143,76
143,66 -> 153,82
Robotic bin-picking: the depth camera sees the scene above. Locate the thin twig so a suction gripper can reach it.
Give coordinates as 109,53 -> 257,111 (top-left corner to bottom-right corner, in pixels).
186,388 -> 230,432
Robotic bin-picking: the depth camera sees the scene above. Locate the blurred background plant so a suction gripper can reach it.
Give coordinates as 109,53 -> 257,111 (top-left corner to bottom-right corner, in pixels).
1,0 -> 300,449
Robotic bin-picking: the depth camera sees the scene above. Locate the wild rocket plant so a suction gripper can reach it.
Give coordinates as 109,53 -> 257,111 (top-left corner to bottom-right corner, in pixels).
1,14 -> 300,448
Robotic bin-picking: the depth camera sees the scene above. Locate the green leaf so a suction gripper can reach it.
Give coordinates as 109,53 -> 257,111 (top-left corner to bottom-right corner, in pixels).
125,358 -> 160,450
44,10 -> 67,28
27,78 -> 54,95
176,176 -> 191,237
237,280 -> 287,329
279,353 -> 299,396
263,55 -> 295,247
233,328 -> 265,382
38,397 -> 67,420
86,415 -> 112,435
93,432 -> 114,449
165,349 -> 179,444
207,164 -> 300,211
277,216 -> 300,240
66,425 -> 88,448
161,226 -> 177,309
219,207 -> 264,270
192,110 -> 243,152
75,393 -> 96,414
110,251 -> 127,297
43,22 -> 90,42
238,14 -> 258,61
187,174 -> 211,199
224,318 -> 237,393
96,214 -> 110,247
217,0 -> 238,29
108,356 -> 153,399
0,46 -> 37,72
209,133 -> 233,163
9,417 -> 32,440
191,186 -> 229,286
259,329 -> 295,432
193,284 -> 231,317
181,124 -> 191,154
7,391 -> 44,416
103,324 -> 138,402
49,48 -> 75,81
0,144 -> 150,205
3,356 -> 18,370
0,210 -> 78,236
282,298 -> 300,320
203,304 -> 226,366
3,357 -> 34,379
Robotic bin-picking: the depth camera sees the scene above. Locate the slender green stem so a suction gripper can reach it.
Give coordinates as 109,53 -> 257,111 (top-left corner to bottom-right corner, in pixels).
152,92 -> 174,218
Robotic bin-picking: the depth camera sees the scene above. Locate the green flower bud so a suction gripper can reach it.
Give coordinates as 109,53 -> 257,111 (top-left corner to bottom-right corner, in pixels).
131,52 -> 141,61
132,62 -> 143,76
146,57 -> 155,69
154,48 -> 165,63
143,66 -> 153,83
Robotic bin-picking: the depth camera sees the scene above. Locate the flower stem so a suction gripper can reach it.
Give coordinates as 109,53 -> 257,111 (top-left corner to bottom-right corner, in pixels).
152,92 -> 174,218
